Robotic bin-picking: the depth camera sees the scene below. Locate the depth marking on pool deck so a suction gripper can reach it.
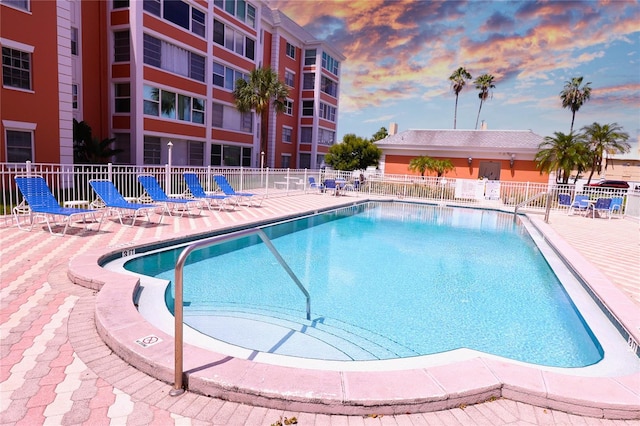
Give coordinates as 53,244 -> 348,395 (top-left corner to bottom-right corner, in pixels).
135,335 -> 162,348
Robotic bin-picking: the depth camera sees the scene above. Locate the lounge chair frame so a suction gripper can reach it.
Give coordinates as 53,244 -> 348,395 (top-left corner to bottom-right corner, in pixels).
14,176 -> 104,236
89,179 -> 166,227
137,175 -> 204,217
183,173 -> 236,211
213,175 -> 264,207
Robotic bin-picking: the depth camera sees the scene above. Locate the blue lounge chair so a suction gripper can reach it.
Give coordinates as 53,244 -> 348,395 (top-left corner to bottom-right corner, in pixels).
323,178 -> 338,196
308,176 -> 324,193
89,179 -> 165,226
137,175 -> 203,217
590,197 -> 612,219
14,176 -> 104,236
569,195 -> 589,215
609,196 -> 623,218
183,172 -> 236,211
213,175 -> 264,207
557,193 -> 572,212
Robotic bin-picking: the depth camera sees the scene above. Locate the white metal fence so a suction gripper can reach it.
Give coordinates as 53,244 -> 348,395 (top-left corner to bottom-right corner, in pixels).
1,161 -> 636,220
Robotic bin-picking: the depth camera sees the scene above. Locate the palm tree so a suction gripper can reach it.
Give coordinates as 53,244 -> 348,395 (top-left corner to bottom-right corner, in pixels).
581,122 -> 630,183
428,159 -> 455,177
449,67 -> 472,129
408,156 -> 433,177
73,119 -> 122,164
474,73 -> 495,129
233,67 -> 289,162
535,131 -> 589,184
560,76 -> 592,133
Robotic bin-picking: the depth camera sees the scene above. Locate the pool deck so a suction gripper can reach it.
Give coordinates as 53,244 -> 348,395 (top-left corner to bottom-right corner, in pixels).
1,192 -> 639,425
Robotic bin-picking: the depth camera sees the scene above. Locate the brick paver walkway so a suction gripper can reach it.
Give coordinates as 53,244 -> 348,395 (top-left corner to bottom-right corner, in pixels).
1,194 -> 638,425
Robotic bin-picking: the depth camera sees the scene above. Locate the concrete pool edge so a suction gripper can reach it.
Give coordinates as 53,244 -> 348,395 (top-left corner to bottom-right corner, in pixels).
67,205 -> 640,419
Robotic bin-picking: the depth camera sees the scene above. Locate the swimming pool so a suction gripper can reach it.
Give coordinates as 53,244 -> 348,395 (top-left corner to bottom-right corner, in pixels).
123,202 -> 606,368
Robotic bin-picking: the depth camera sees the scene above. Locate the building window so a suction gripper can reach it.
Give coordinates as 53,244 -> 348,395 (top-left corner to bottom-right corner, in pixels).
143,84 -> 204,124
318,128 -> 335,145
303,73 -> 314,90
285,42 -> 295,59
212,101 -> 252,132
114,83 -> 130,113
143,136 -> 161,164
284,70 -> 294,87
299,153 -> 311,169
322,51 -> 340,75
213,0 -> 256,28
71,27 -> 78,55
143,0 -> 161,16
302,100 -> 314,116
213,19 -> 255,60
212,61 -> 248,90
72,84 -> 78,109
6,129 -> 33,162
284,99 -> 293,116
143,34 -> 205,82
211,144 -> 251,167
2,0 -> 29,11
321,75 -> 338,97
281,155 -> 291,168
300,127 -> 312,143
282,127 -> 292,143
114,30 -> 130,62
113,0 -> 129,9
188,141 -> 204,166
304,49 -> 316,66
319,102 -> 336,121
2,47 -> 31,90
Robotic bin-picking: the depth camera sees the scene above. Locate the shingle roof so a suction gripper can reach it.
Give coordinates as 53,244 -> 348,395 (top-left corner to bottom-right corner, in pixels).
376,129 -> 544,151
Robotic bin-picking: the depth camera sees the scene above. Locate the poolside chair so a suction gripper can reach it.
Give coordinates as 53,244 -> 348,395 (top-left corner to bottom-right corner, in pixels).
89,179 -> 166,226
323,178 -> 338,196
213,175 -> 264,207
137,175 -> 203,217
557,193 -> 572,212
609,196 -> 623,218
568,195 -> 589,215
308,176 -> 324,194
183,172 -> 236,211
590,197 -> 612,219
14,176 -> 104,236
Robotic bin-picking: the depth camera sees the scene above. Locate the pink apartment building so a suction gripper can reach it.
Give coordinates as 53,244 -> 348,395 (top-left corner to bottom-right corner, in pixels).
1,0 -> 344,169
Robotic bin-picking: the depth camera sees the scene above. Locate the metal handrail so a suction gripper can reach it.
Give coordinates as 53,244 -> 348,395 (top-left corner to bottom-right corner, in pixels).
513,191 -> 549,222
170,227 -> 311,395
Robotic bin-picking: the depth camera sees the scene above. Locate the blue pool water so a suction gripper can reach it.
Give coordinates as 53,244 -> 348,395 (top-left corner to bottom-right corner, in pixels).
125,202 -> 603,367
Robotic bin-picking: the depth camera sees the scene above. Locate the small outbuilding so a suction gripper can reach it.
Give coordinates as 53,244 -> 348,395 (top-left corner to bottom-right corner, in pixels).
374,127 -> 549,183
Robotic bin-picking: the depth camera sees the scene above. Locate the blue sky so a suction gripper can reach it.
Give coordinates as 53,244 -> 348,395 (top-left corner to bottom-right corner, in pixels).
270,0 -> 640,153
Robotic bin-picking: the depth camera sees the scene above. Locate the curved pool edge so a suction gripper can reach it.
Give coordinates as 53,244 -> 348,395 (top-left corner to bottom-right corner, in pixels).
67,212 -> 640,419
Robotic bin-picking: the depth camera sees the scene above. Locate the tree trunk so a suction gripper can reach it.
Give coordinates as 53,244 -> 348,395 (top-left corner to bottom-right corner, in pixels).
453,94 -> 459,129
475,101 -> 484,130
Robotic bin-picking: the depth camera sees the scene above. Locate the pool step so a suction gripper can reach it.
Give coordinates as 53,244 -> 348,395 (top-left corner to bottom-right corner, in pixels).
183,304 -> 417,361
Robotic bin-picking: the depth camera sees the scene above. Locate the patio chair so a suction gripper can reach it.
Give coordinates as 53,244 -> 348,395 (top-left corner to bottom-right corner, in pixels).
213,175 -> 264,207
568,195 -> 589,215
323,178 -> 339,196
137,175 -> 203,217
609,196 -> 624,218
183,172 -> 236,211
14,176 -> 104,236
590,197 -> 612,219
308,176 -> 324,194
89,179 -> 166,226
557,193 -> 572,212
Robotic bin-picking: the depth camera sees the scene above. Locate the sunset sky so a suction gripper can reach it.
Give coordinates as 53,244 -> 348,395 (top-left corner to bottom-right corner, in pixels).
269,0 -> 640,152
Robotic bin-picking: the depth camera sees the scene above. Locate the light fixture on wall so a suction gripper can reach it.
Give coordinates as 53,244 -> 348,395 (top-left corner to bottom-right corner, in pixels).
468,157 -> 472,166
510,154 -> 515,169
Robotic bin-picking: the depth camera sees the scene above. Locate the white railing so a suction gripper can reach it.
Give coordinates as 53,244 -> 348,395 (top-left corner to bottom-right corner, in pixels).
0,162 -> 635,220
